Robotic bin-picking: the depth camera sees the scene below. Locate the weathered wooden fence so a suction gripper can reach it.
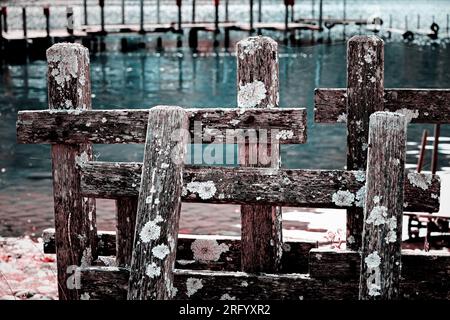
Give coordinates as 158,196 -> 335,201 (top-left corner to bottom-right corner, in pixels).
16,35 -> 450,300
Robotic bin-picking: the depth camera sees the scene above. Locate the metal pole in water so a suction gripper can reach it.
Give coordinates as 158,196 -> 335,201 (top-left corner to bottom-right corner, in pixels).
249,0 -> 254,35
121,0 -> 125,25
318,0 -> 323,31
389,14 -> 392,28
417,14 -> 420,29
257,0 -> 262,35
157,0 -> 161,24
66,7 -> 74,36
225,0 -> 229,22
1,7 -> 7,33
312,0 -> 315,19
214,0 -> 219,47
84,0 -> 88,25
192,0 -> 196,23
177,0 -> 182,31
139,0 -> 144,33
405,15 -> 408,30
447,14 -> 449,35
44,6 -> 50,37
99,0 -> 105,34
284,1 -> 289,43
22,7 -> 27,39
343,0 -> 346,39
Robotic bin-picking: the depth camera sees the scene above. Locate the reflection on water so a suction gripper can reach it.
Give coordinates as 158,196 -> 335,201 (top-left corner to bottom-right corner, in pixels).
0,41 -> 449,234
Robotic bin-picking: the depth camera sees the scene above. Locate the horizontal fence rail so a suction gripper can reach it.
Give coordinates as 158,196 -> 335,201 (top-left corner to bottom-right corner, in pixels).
76,265 -> 450,300
78,161 -> 440,212
16,108 -> 307,145
315,88 -> 450,124
43,230 -> 316,274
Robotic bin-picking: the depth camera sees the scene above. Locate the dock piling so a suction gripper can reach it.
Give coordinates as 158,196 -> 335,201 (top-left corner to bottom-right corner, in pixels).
84,0 -> 88,25
2,7 -> 7,33
250,0 -> 254,35
44,7 -> 50,38
318,0 -> 323,31
121,0 -> 125,25
99,0 -> 105,35
192,0 -> 196,23
139,0 -> 144,34
66,7 -> 74,36
22,7 -> 27,39
214,0 -> 219,47
257,0 -> 262,34
157,0 -> 161,24
225,0 -> 229,22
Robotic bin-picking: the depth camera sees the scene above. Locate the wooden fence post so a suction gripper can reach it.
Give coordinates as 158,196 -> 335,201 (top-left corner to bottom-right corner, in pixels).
359,111 -> 406,300
237,36 -> 282,273
47,43 -> 96,300
128,106 -> 188,300
346,35 -> 384,250
116,197 -> 138,267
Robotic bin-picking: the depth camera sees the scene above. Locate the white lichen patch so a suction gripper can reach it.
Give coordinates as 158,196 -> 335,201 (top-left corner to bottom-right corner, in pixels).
186,180 -> 217,200
431,193 -> 439,199
332,190 -> 355,207
229,119 -> 240,126
368,284 -> 381,296
354,170 -> 366,182
366,205 -> 388,226
75,151 -> 89,167
101,117 -> 107,123
186,278 -> 203,297
385,230 -> 397,243
220,293 -> 236,300
373,196 -> 381,204
237,81 -> 267,109
238,37 -> 262,59
275,130 -> 294,140
347,235 -> 355,244
394,108 -> 419,123
80,293 -> 90,300
191,239 -> 229,262
355,185 -> 366,208
385,216 -> 398,243
407,172 -> 432,190
241,281 -> 249,287
152,244 -> 170,260
365,251 -> 381,269
139,217 -> 163,243
145,262 -> 161,278
337,113 -> 347,123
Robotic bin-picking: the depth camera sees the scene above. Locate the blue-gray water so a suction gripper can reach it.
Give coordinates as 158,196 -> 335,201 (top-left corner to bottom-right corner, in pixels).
1,42 -> 450,187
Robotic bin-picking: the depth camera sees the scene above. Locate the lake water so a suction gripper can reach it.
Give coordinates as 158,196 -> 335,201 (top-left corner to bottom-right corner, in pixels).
0,0 -> 450,236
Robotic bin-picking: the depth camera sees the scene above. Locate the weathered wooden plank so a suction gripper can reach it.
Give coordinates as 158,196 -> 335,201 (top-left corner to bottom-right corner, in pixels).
359,112 -> 406,300
79,162 -> 440,212
43,230 -> 316,273
16,108 -> 307,145
115,197 -> 137,267
77,267 -> 450,300
314,88 -> 450,124
309,249 -> 450,283
47,43 -> 97,300
346,35 -> 385,251
237,36 -> 282,273
128,107 -> 188,300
